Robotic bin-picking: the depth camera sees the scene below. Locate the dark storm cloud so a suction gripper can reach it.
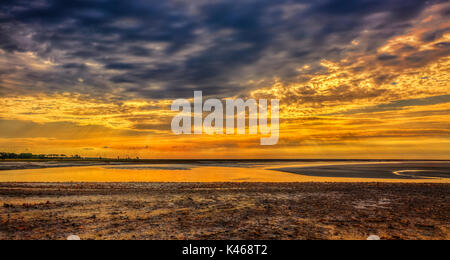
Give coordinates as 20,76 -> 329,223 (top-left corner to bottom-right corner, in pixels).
377,54 -> 398,61
421,28 -> 450,42
0,0 -> 445,99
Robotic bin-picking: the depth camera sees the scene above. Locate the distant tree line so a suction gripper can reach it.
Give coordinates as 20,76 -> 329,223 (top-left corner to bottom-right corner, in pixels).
0,153 -> 82,160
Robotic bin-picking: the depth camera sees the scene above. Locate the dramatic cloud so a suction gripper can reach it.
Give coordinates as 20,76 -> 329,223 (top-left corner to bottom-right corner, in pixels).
0,0 -> 449,159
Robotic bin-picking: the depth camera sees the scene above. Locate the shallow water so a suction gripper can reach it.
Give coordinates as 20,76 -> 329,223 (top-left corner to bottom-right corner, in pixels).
0,161 -> 449,183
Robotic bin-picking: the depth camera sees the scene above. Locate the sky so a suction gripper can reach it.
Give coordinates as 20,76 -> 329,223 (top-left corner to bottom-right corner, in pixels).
0,0 -> 449,159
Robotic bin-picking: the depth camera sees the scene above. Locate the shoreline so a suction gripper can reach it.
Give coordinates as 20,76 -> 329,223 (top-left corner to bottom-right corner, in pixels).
1,159 -> 449,171
275,162 -> 450,180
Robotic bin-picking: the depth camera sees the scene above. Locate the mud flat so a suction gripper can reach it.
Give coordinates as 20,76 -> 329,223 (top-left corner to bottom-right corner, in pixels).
275,162 -> 450,180
0,161 -> 114,171
0,182 -> 448,240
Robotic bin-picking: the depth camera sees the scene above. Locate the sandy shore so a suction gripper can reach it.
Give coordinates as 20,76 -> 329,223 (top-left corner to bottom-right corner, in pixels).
0,182 -> 448,240
276,162 -> 450,180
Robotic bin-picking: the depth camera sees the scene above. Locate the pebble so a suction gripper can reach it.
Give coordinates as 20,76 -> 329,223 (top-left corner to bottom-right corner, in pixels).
367,235 -> 381,240
67,235 -> 81,240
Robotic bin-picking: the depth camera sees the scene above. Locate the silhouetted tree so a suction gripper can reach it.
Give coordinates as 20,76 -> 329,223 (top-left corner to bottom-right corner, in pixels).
19,153 -> 33,159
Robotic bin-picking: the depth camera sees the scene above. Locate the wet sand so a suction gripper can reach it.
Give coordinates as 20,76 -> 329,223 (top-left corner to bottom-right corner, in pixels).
1,162 -> 449,183
0,182 -> 449,240
0,161 -> 115,171
276,162 -> 450,180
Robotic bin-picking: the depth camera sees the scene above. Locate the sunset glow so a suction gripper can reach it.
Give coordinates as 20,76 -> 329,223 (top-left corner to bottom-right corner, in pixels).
0,0 -> 449,159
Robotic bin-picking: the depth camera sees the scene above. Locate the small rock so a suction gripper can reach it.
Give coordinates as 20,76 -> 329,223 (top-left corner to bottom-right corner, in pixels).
367,235 -> 381,240
67,235 -> 81,240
